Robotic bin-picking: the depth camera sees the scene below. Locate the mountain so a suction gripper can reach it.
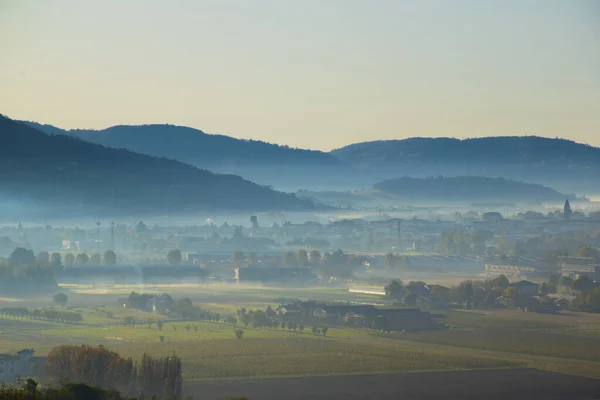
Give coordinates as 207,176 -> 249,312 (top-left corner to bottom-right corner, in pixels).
373,176 -> 574,204
0,116 -> 315,218
331,137 -> 600,193
23,122 -> 351,191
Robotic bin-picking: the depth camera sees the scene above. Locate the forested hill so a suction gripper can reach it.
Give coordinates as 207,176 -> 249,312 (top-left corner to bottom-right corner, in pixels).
374,176 -> 573,203
332,137 -> 600,193
0,116 -> 315,217
24,121 -> 351,190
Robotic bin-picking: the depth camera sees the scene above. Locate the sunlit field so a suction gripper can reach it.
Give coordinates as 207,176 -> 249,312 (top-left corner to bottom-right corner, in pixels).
3,286 -> 600,381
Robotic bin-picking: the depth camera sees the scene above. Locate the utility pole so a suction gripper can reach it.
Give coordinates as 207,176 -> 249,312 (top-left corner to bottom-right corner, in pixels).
397,219 -> 402,251
110,221 -> 115,250
96,221 -> 101,253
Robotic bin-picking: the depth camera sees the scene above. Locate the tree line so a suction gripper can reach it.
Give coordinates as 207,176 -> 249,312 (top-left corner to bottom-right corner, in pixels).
46,345 -> 182,400
0,307 -> 82,324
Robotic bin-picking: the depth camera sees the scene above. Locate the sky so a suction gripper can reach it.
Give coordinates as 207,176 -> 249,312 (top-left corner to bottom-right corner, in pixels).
1,0 -> 599,151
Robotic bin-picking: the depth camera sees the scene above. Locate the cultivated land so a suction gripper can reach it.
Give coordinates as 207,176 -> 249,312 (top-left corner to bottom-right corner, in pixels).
2,285 -> 600,385
183,369 -> 600,400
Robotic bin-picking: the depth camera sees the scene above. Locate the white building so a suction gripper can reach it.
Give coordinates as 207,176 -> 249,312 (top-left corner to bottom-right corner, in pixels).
0,349 -> 43,383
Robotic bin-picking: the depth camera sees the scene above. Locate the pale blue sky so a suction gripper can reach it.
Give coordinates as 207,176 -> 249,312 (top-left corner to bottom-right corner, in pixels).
1,0 -> 598,150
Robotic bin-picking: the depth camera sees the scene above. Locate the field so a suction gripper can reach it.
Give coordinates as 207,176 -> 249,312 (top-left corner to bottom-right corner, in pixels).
183,369 -> 600,400
2,285 -> 600,384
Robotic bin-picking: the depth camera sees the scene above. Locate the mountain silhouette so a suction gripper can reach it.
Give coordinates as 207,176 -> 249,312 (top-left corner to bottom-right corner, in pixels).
374,176 -> 574,203
24,121 -> 351,190
1,116 -> 315,218
332,137 -> 600,193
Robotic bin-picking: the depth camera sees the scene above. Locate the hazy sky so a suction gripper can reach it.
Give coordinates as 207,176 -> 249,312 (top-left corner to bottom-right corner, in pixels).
1,0 -> 598,150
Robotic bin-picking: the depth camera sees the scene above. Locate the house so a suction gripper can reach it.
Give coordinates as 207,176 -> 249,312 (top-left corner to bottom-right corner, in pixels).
0,349 -> 44,383
511,280 -> 539,296
546,294 -> 576,310
496,296 -> 518,310
416,294 -> 447,311
405,283 -> 430,297
146,294 -> 174,314
277,303 -> 303,317
322,305 -> 378,323
343,312 -> 368,327
296,301 -> 321,318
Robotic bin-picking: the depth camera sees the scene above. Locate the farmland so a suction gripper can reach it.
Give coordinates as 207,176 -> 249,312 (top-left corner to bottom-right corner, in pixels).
183,369 -> 600,400
2,286 -> 600,382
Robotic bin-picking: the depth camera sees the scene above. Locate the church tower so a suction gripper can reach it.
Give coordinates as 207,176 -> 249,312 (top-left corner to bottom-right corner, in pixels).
564,199 -> 572,221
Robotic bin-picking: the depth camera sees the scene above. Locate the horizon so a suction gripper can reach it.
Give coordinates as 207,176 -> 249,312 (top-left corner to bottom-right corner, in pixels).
2,0 -> 599,151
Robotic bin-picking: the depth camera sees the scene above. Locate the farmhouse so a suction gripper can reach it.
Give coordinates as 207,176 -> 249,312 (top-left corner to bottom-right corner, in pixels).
0,349 -> 44,383
416,294 -> 447,311
510,280 -> 539,296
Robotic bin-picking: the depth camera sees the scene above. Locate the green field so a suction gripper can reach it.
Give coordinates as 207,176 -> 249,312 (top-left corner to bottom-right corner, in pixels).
2,286 -> 600,381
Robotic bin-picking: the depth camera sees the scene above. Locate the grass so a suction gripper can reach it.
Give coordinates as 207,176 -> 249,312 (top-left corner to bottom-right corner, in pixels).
110,337 -> 520,380
4,288 -> 600,382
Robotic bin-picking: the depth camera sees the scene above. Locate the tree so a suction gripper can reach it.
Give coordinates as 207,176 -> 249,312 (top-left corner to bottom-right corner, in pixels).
241,313 -> 251,327
505,287 -> 518,298
90,253 -> 101,265
322,327 -> 328,336
215,313 -> 221,323
37,251 -> 50,266
104,250 -> 117,265
9,247 -> 35,266
485,275 -> 509,290
283,251 -> 298,267
235,329 -> 244,339
136,221 -> 149,233
124,316 -> 136,327
157,321 -> 164,331
167,249 -> 182,265
297,249 -> 309,266
75,253 -> 89,265
53,293 -> 68,307
384,280 -> 405,300
309,249 -> 321,264
64,253 -> 75,267
50,252 -> 62,268
233,250 -> 245,265
575,245 -> 599,258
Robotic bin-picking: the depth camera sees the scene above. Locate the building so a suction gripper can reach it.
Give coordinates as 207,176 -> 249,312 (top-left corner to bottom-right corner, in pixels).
510,280 -> 539,296
0,349 -> 44,383
322,305 -> 378,323
416,294 -> 447,311
496,296 -> 518,310
558,256 -> 599,278
564,199 -> 572,221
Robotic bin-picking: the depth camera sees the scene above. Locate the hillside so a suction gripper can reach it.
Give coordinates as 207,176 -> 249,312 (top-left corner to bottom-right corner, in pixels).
373,176 -> 573,204
332,137 -> 600,193
0,116 -> 315,217
24,122 -> 351,190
